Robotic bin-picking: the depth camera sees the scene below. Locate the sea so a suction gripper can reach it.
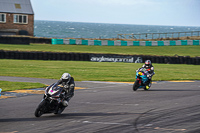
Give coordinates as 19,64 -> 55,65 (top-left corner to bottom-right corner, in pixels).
34,20 -> 200,39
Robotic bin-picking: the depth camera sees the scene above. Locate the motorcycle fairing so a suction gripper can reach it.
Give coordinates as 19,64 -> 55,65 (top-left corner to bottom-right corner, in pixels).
45,83 -> 63,98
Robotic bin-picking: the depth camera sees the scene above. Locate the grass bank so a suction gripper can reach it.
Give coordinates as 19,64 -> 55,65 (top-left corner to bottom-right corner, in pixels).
0,80 -> 46,92
0,43 -> 199,91
1,59 -> 200,82
0,43 -> 200,57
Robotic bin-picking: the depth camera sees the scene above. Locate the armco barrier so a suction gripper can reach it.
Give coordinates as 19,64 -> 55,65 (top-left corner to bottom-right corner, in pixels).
0,50 -> 200,65
51,39 -> 200,46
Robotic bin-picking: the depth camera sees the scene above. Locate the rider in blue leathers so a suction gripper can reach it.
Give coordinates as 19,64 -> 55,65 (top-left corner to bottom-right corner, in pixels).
137,60 -> 155,89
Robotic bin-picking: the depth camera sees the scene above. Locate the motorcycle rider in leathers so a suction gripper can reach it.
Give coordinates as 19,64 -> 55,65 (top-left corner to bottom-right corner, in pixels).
57,73 -> 75,107
137,60 -> 155,89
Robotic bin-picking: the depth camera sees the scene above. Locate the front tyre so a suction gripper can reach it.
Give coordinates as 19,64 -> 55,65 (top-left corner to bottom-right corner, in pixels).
133,80 -> 139,91
34,100 -> 46,117
54,106 -> 66,114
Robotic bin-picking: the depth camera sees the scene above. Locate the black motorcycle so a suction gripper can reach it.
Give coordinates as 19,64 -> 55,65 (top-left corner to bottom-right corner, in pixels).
34,83 -> 67,117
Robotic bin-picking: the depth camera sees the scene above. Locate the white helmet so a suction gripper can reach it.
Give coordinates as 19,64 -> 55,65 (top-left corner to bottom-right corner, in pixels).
61,73 -> 71,83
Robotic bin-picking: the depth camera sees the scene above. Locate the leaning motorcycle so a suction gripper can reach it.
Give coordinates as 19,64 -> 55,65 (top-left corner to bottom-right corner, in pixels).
133,68 -> 152,91
34,83 -> 67,117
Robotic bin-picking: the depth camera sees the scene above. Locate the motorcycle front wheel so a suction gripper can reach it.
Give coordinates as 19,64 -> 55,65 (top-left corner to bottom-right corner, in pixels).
34,100 -> 47,117
133,80 -> 139,91
54,106 -> 66,115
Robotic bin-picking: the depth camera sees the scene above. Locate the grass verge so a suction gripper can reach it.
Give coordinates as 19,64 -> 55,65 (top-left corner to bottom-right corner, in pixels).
1,59 -> 200,82
0,80 -> 46,92
1,59 -> 200,92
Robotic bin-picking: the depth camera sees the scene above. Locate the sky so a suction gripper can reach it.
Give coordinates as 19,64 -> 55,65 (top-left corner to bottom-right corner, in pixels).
31,0 -> 200,26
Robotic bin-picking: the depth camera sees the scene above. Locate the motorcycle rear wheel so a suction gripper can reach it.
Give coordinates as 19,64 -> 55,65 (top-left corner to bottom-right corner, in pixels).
133,80 -> 139,91
35,100 -> 46,117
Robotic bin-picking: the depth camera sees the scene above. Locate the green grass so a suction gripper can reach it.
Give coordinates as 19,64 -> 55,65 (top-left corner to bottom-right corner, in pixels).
0,43 -> 200,57
0,80 -> 46,92
1,59 -> 200,82
0,43 -> 200,91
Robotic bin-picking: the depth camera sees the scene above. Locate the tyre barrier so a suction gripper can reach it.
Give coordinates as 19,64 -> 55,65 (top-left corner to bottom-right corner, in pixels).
0,50 -> 199,65
0,36 -> 30,44
0,36 -> 52,44
0,50 -> 91,61
30,38 -> 51,44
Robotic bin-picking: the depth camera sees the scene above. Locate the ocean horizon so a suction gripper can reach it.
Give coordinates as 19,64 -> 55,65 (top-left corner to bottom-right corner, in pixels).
34,20 -> 200,39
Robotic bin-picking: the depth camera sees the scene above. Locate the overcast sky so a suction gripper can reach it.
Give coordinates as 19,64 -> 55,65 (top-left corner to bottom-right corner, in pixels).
31,0 -> 200,26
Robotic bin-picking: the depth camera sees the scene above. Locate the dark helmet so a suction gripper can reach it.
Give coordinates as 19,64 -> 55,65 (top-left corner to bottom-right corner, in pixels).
145,60 -> 151,68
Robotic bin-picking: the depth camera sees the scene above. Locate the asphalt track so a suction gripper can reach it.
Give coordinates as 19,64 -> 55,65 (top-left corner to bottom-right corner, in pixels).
0,76 -> 200,133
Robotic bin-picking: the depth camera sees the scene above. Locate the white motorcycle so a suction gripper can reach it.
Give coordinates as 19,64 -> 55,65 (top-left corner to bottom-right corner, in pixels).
34,83 -> 67,117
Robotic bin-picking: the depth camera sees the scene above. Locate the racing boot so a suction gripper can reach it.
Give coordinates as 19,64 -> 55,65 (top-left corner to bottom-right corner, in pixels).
62,100 -> 68,107
62,96 -> 71,107
146,85 -> 150,90
145,80 -> 152,90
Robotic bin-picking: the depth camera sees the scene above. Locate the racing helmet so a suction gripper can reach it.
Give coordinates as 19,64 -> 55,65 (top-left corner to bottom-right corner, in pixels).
145,60 -> 151,68
61,73 -> 71,83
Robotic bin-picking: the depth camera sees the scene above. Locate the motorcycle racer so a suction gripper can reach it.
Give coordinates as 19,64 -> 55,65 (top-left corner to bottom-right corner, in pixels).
57,73 -> 75,107
137,60 -> 155,89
